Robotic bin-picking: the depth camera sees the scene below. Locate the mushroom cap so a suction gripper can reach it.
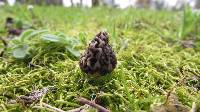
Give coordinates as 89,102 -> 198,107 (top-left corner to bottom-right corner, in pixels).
79,31 -> 117,75
5,17 -> 14,29
6,17 -> 14,24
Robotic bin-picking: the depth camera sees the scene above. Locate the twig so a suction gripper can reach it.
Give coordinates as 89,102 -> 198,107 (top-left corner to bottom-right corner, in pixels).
32,105 -> 54,112
76,97 -> 110,112
67,107 -> 84,112
33,102 -> 65,112
42,102 -> 65,112
35,102 -> 86,112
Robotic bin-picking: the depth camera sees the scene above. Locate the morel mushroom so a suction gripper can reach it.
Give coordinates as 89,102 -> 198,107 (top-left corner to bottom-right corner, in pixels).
5,17 -> 14,29
5,17 -> 23,36
79,31 -> 117,75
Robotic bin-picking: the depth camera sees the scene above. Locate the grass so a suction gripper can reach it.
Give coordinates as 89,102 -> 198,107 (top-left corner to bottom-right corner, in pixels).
0,5 -> 200,111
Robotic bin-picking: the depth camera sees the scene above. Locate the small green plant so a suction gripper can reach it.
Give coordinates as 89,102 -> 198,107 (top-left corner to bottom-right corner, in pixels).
8,29 -> 81,60
178,5 -> 200,39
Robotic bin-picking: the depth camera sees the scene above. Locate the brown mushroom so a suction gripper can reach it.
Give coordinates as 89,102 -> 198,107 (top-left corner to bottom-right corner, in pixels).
5,17 -> 23,37
79,31 -> 117,75
5,17 -> 14,29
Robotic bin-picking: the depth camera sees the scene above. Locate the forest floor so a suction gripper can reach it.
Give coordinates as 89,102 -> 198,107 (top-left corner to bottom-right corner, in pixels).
0,6 -> 200,112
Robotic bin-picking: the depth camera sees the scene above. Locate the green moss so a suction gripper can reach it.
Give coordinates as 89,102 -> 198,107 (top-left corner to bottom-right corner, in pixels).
0,6 -> 200,111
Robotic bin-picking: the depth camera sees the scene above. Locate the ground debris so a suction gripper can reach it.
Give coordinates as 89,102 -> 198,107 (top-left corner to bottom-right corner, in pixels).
151,92 -> 190,112
185,75 -> 200,90
75,96 -> 110,112
181,39 -> 195,48
181,66 -> 200,90
16,86 -> 52,106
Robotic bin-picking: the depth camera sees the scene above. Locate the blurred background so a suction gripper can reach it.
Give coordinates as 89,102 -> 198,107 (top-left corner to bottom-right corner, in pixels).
0,0 -> 199,10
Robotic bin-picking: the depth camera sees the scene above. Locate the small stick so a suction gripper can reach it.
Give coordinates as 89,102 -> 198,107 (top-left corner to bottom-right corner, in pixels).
67,107 -> 84,112
76,97 -> 110,112
32,105 -> 54,112
33,102 -> 65,112
42,102 -> 65,112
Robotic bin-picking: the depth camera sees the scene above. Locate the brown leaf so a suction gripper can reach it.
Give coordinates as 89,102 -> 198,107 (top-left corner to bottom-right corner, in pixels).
151,93 -> 190,112
181,40 -> 195,48
16,87 -> 51,106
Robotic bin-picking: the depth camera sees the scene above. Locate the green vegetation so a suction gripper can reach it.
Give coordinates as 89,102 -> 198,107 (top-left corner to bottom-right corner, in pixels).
0,5 -> 200,111
179,5 -> 200,39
